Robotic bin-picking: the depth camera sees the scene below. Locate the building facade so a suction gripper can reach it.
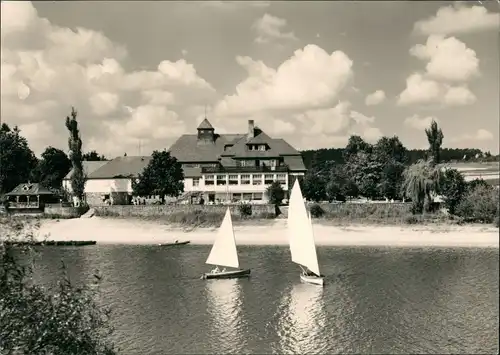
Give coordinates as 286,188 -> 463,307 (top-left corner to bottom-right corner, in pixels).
169,119 -> 307,203
63,157 -> 151,206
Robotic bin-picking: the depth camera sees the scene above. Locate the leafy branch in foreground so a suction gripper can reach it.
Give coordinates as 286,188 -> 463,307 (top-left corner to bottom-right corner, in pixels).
0,217 -> 116,355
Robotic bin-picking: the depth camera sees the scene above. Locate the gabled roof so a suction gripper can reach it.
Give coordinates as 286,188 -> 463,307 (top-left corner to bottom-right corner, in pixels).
283,155 -> 307,171
169,134 -> 245,162
64,161 -> 108,180
168,124 -> 304,170
87,156 -> 151,179
6,183 -> 56,196
222,130 -> 299,158
197,118 -> 214,130
246,131 -> 272,145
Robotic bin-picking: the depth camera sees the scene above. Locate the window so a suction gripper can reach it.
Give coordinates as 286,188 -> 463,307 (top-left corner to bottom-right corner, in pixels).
228,174 -> 238,185
216,174 -> 227,185
277,174 -> 287,185
241,174 -> 250,185
205,175 -> 214,185
269,159 -> 277,167
258,144 -> 266,151
253,192 -> 263,200
232,193 -> 242,201
264,174 -> 274,184
242,193 -> 253,201
252,174 -> 262,185
193,178 -> 200,186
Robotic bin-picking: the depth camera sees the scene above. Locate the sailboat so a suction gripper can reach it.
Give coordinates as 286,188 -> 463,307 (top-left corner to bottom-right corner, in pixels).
202,208 -> 251,280
287,180 -> 325,286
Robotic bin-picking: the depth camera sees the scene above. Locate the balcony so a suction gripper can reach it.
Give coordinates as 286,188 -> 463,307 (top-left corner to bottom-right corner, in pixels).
201,165 -> 289,173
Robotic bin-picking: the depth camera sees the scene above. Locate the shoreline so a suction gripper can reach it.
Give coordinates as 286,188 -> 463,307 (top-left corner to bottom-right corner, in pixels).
25,217 -> 500,249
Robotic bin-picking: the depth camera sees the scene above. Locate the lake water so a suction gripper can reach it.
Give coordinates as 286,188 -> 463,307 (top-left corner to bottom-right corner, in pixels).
33,245 -> 499,354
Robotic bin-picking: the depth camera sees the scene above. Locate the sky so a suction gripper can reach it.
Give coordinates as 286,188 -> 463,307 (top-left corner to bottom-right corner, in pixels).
1,1 -> 499,158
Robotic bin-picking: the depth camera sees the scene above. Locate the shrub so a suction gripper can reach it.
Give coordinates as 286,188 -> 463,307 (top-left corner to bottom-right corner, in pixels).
0,217 -> 116,354
266,181 -> 285,205
404,214 -> 422,224
76,204 -> 90,216
440,168 -> 467,215
238,203 -> 252,217
309,203 -> 325,218
456,185 -> 499,223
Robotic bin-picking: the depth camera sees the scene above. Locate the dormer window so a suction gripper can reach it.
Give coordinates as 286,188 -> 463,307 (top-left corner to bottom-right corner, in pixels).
248,144 -> 267,151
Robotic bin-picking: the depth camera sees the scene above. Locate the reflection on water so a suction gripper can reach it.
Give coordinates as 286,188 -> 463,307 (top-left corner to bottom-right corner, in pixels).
276,284 -> 326,354
205,279 -> 247,353
31,245 -> 499,354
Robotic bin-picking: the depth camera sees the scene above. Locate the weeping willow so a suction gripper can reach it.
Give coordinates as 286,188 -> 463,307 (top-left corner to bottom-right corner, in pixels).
401,159 -> 443,214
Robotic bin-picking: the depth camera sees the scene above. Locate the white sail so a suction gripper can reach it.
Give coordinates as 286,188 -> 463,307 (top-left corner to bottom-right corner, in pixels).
206,208 -> 240,269
287,180 -> 321,276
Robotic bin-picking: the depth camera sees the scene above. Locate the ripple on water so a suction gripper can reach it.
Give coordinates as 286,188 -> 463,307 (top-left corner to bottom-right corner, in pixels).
31,245 -> 499,354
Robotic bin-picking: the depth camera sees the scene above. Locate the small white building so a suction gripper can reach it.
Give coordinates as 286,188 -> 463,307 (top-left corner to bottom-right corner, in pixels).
63,156 -> 150,206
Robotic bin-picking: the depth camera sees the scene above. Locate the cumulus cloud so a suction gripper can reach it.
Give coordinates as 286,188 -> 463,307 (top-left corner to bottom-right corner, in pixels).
214,44 -> 353,117
365,90 -> 386,106
404,115 -> 438,130
105,105 -> 186,140
252,13 -> 298,43
450,129 -> 494,144
397,73 -> 476,107
410,35 -> 479,82
210,44 -> 380,149
413,3 -> 500,36
1,1 -> 215,157
293,102 -> 382,149
294,101 -> 353,136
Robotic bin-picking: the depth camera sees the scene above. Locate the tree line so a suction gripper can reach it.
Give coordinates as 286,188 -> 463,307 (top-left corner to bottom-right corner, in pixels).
0,124 -> 107,195
301,144 -> 499,169
299,120 -> 499,223
1,107 -> 498,214
0,108 -> 184,204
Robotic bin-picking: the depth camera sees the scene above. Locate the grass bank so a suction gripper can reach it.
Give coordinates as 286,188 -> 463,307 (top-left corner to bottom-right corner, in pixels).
93,207 -> 276,228
93,203 -> 494,228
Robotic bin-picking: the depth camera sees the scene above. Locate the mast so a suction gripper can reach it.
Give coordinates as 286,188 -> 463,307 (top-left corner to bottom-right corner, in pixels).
287,180 -> 321,276
206,208 -> 239,268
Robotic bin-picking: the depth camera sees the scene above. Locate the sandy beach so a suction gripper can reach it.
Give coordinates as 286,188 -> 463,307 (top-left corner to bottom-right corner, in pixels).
30,217 -> 500,248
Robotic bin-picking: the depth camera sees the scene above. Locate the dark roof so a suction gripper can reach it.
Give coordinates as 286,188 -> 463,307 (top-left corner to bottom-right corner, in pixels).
64,161 -> 108,180
169,134 -> 245,162
283,155 -> 307,171
183,167 -> 202,178
168,124 -> 306,171
6,183 -> 56,196
197,118 -> 214,130
222,131 -> 299,158
247,132 -> 271,145
87,156 -> 151,179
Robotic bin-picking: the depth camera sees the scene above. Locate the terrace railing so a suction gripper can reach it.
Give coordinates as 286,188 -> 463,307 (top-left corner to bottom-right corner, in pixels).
8,202 -> 40,209
201,165 -> 289,174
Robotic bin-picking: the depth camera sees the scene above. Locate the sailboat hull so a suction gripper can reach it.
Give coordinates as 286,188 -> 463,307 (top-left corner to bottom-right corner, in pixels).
300,273 -> 325,286
202,269 -> 251,280
159,241 -> 190,247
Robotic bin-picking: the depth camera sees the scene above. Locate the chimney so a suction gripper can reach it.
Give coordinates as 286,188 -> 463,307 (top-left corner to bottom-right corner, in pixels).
247,120 -> 255,140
